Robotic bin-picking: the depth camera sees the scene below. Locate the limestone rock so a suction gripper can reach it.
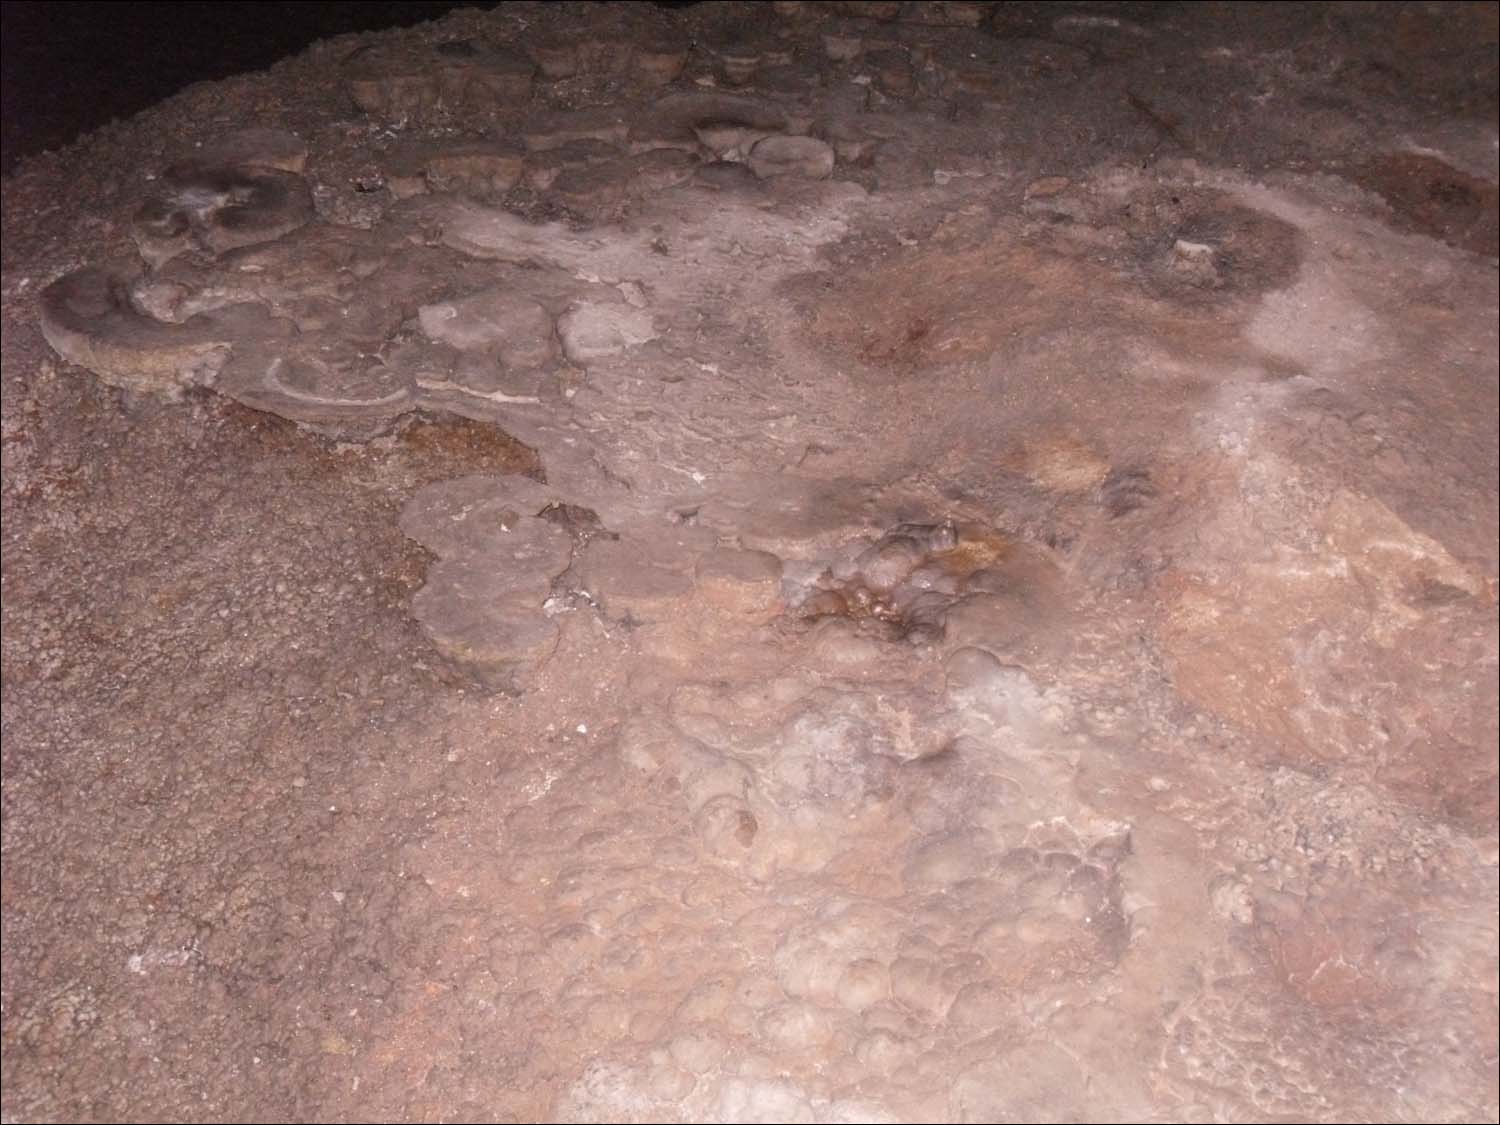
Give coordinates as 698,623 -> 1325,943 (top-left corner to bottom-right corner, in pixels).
866,48 -> 915,98
424,143 -> 525,198
523,108 -> 632,152
399,475 -> 577,555
400,496 -> 575,691
633,34 -> 690,86
574,536 -> 693,621
822,30 -> 865,63
748,135 -> 836,180
193,127 -> 309,173
132,162 -> 314,268
630,149 -> 700,194
346,40 -> 533,121
551,161 -> 634,212
523,139 -> 621,190
215,332 -> 416,430
525,36 -> 579,79
695,549 -> 784,617
418,288 -> 559,370
557,303 -> 657,365
696,122 -> 773,163
38,267 -> 282,395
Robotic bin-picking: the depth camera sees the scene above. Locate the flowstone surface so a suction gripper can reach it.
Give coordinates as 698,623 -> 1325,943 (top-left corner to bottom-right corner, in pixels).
4,3 -> 1497,1123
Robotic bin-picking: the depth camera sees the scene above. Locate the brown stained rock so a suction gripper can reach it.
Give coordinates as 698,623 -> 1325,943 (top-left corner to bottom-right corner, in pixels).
633,35 -> 690,87
748,135 -> 836,180
695,548 -> 785,617
525,36 -> 580,79
1157,490 -> 1493,826
866,47 -> 915,98
1355,152 -> 1500,257
422,143 -> 526,199
1014,435 -> 1111,494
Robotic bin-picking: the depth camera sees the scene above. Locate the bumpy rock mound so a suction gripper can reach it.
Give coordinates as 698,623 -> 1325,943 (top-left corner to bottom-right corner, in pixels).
19,4 -> 1499,1123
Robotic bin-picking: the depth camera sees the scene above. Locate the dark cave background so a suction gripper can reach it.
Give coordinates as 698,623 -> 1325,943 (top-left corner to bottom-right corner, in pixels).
0,1 -> 703,174
4,2 -> 1496,178
0,2 -> 518,173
